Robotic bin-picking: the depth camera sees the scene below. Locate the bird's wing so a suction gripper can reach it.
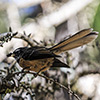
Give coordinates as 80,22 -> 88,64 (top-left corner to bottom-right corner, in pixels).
22,47 -> 60,60
51,58 -> 70,68
49,28 -> 98,54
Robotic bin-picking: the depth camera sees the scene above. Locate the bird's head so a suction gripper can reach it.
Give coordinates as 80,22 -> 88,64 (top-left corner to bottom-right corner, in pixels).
7,47 -> 27,59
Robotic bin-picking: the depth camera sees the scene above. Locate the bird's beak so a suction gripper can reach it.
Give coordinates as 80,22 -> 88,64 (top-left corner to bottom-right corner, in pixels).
7,53 -> 15,57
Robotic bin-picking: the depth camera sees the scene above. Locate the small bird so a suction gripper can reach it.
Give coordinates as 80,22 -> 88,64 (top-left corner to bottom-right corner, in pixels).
7,28 -> 98,74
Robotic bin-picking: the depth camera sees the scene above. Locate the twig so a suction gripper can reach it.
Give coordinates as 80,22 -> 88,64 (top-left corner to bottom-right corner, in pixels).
15,35 -> 34,47
12,71 -> 81,100
9,60 -> 16,70
0,32 -> 18,47
67,72 -> 71,100
38,74 -> 81,100
15,32 -> 43,46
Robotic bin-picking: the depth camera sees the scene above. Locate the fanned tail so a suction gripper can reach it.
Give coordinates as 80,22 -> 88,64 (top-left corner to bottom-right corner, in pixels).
49,28 -> 98,54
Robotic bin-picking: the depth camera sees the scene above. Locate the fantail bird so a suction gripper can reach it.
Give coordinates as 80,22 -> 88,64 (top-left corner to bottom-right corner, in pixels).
7,28 -> 98,74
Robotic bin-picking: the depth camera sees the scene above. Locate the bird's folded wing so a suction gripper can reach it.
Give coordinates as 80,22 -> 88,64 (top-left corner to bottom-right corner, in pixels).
51,58 -> 70,68
50,29 -> 98,54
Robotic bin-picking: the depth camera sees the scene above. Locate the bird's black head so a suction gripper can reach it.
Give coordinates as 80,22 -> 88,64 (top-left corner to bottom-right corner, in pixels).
7,47 -> 27,59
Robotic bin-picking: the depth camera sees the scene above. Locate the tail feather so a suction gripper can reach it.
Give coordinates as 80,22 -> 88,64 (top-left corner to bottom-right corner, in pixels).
49,29 -> 98,54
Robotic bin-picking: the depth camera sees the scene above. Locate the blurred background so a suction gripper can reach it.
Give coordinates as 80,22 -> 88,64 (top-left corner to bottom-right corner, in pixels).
0,0 -> 100,100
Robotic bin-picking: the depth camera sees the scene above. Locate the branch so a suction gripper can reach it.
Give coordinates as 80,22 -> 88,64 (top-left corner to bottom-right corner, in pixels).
38,73 -> 81,100
15,34 -> 35,47
12,71 -> 81,100
39,0 -> 93,27
9,60 -> 16,70
0,32 -> 18,47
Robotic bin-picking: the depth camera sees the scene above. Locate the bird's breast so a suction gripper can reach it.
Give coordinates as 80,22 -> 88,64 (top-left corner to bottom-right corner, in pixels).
19,58 -> 54,72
